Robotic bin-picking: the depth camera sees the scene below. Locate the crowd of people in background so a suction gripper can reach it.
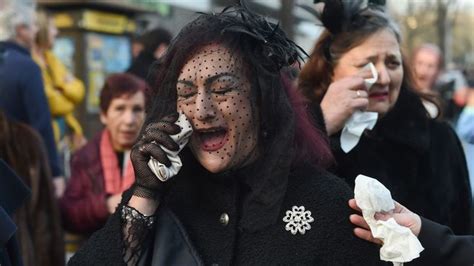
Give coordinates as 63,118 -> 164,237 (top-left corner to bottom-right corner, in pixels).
1,0 -> 474,265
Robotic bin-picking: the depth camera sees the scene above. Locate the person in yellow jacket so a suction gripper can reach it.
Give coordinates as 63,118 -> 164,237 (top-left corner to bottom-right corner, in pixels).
33,10 -> 86,151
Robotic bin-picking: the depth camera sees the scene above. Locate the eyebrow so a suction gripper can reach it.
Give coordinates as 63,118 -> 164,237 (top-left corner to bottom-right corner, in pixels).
204,72 -> 237,87
362,52 -> 401,61
177,72 -> 238,88
177,80 -> 196,88
386,54 -> 401,60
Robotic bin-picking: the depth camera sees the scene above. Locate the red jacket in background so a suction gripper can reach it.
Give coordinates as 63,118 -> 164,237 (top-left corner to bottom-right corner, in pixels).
60,131 -> 109,235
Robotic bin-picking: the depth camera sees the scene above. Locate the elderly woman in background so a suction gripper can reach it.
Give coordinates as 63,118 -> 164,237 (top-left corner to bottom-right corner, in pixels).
299,0 -> 471,234
69,4 -> 384,265
60,73 -> 146,236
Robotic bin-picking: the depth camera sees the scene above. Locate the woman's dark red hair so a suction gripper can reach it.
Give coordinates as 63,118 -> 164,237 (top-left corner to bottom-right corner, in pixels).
99,73 -> 146,113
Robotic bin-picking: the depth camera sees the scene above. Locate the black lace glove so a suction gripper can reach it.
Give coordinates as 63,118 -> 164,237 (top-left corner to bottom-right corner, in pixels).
130,113 -> 181,199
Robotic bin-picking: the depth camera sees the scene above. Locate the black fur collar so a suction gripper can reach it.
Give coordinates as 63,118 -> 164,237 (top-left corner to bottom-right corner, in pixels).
372,88 -> 431,153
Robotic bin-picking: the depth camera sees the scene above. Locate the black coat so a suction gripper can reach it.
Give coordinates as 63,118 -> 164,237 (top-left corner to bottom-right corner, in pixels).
70,149 -> 385,265
330,88 -> 472,235
418,217 -> 474,265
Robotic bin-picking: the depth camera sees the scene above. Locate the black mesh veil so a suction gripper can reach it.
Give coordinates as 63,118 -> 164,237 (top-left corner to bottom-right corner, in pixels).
144,3 -> 310,169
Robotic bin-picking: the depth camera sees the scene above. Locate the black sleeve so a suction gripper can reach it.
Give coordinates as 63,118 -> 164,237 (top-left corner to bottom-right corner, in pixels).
68,210 -> 126,266
69,189 -> 202,266
437,122 -> 472,234
417,217 -> 474,265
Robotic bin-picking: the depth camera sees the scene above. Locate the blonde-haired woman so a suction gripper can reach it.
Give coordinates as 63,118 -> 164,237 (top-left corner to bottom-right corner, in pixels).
33,10 -> 86,152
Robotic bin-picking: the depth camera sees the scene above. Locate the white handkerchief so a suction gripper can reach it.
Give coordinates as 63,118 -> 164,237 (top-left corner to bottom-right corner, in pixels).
340,62 -> 379,153
340,111 -> 378,153
363,62 -> 378,89
354,175 -> 424,266
147,112 -> 193,182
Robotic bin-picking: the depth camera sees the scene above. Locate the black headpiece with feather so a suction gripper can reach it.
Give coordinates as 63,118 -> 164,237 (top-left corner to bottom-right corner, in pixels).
314,0 -> 386,7
318,0 -> 385,35
301,0 -> 389,62
204,1 -> 306,71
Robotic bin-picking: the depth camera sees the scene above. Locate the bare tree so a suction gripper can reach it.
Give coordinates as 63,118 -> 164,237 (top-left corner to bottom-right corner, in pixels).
404,0 -> 418,54
436,0 -> 449,66
394,0 -> 461,66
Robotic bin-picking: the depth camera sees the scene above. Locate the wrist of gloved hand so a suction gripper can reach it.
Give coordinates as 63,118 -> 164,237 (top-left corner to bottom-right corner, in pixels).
132,183 -> 163,200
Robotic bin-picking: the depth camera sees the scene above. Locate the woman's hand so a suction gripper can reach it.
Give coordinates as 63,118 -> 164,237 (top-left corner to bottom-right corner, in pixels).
130,113 -> 181,199
320,76 -> 369,135
348,199 -> 422,245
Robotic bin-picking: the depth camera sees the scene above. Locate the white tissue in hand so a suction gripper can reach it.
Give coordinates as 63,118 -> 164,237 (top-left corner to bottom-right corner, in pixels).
340,111 -> 378,153
340,62 -> 379,153
354,175 -> 424,265
363,62 -> 378,89
147,112 -> 193,182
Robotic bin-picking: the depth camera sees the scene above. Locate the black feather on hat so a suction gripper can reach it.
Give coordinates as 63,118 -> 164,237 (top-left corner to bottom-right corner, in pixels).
306,0 -> 386,35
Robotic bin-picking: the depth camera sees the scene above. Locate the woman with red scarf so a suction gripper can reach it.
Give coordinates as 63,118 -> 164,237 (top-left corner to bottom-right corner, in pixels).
60,73 -> 146,235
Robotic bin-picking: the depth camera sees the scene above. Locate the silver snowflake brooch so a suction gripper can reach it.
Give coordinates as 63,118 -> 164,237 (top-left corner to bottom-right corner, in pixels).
282,206 -> 314,235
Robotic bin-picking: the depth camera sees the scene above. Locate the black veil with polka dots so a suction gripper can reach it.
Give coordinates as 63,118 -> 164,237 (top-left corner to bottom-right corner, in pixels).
131,2 -> 332,203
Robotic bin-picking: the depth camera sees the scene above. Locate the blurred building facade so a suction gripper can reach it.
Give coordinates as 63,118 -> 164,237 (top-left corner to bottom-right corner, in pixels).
37,0 -> 323,139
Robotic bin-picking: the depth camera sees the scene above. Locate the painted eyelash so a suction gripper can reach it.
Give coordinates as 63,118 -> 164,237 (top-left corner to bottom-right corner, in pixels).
212,87 -> 235,95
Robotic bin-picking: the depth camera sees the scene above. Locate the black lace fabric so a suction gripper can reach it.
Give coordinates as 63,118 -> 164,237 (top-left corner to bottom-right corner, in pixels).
121,204 -> 156,265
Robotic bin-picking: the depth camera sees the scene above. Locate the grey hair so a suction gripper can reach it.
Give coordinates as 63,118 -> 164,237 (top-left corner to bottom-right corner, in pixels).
0,1 -> 36,41
367,8 -> 402,42
327,6 -> 403,65
415,43 -> 442,58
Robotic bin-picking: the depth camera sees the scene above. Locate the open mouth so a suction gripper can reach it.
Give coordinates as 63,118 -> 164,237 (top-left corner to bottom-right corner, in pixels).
195,127 -> 228,151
